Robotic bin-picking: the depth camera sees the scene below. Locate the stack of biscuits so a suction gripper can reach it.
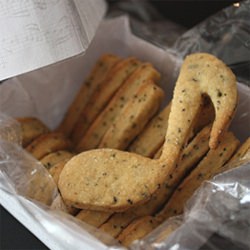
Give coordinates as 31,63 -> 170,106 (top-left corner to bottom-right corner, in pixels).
16,53 -> 250,247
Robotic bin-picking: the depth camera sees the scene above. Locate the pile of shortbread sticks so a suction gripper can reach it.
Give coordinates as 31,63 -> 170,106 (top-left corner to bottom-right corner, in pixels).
17,54 -> 250,247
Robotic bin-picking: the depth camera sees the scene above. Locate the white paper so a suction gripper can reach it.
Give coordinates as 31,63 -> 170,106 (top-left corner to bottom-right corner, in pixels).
0,0 -> 106,81
0,16 -> 249,250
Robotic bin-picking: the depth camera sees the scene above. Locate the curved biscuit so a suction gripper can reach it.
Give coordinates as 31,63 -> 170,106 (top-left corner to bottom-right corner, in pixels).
99,212 -> 136,238
228,137 -> 250,163
49,158 -> 71,186
117,216 -> 158,247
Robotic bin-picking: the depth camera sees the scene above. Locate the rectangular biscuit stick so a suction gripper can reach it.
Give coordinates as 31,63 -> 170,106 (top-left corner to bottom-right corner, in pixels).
16,117 -> 50,147
128,96 -> 214,158
71,57 -> 141,145
117,215 -> 180,247
228,137 -> 250,164
40,150 -> 74,169
75,210 -> 112,228
117,216 -> 158,247
76,63 -> 160,152
117,131 -> 240,246
57,54 -> 120,136
129,102 -> 171,157
156,131 -> 240,222
99,212 -> 137,238
98,81 -> 164,150
25,132 -> 72,160
132,124 -> 212,217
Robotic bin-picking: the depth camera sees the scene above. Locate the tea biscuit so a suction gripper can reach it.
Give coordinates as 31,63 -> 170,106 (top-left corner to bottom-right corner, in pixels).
117,216 -> 158,247
76,63 -> 160,152
49,158 -> 71,185
99,81 -> 164,150
16,117 -> 50,147
57,54 -> 120,136
40,150 -> 74,169
157,131 -> 240,221
26,132 -> 72,160
76,210 -> 112,227
71,57 -> 140,144
99,212 -> 137,238
228,137 -> 250,163
129,102 -> 171,157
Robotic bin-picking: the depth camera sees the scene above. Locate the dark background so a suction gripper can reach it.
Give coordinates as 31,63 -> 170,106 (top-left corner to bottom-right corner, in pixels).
0,1 -> 239,249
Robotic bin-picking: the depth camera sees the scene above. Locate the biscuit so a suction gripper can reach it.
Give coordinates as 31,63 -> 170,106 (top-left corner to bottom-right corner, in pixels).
40,150 -> 74,169
16,117 -> 50,147
57,54 -> 120,136
129,102 -> 171,157
75,210 -> 112,227
228,137 -> 250,163
157,131 -> 240,221
58,53 -> 237,212
76,63 -> 160,152
49,158 -> 71,186
25,132 -> 72,160
99,212 -> 136,238
117,216 -> 158,247
98,81 -> 164,150
71,57 -> 141,144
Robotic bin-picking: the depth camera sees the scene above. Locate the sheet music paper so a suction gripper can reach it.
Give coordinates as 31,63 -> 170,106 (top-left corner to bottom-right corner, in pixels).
0,0 -> 106,81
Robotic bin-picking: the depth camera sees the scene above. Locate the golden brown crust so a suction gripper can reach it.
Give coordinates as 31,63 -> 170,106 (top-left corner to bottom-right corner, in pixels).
49,158 -> 71,185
